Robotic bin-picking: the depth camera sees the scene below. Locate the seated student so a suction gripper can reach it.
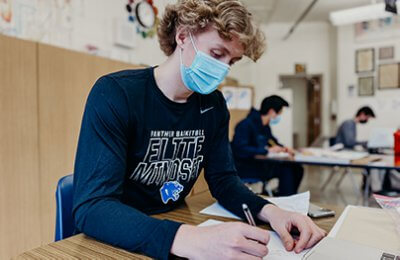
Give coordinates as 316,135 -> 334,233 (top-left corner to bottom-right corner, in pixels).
335,106 -> 375,149
231,95 -> 304,196
72,1 -> 325,259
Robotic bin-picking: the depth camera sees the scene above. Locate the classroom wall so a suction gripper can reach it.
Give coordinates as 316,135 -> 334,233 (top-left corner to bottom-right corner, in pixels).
0,33 -> 136,258
282,78 -> 308,148
0,34 -> 42,260
0,0 -> 173,65
238,22 -> 335,145
337,22 -> 400,140
1,2 -> 338,146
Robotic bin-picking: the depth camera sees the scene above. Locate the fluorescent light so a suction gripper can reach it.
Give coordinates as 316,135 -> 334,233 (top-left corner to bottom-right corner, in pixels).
329,3 -> 399,26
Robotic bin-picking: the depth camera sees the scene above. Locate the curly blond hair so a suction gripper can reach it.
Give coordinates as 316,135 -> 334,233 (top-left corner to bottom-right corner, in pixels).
157,0 -> 266,62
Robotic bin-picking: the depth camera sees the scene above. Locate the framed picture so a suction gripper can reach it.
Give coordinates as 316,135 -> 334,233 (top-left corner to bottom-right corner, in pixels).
358,76 -> 375,96
295,63 -> 306,74
355,48 -> 375,73
378,63 -> 400,89
379,46 -> 394,60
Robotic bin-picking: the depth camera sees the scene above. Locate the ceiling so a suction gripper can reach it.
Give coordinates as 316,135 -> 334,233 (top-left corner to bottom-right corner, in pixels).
242,0 -> 384,24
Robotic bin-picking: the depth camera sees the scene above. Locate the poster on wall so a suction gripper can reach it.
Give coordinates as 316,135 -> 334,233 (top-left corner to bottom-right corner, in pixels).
235,87 -> 252,110
379,46 -> 395,60
221,86 -> 237,109
221,86 -> 253,110
358,76 -> 375,96
378,63 -> 400,89
355,48 -> 375,73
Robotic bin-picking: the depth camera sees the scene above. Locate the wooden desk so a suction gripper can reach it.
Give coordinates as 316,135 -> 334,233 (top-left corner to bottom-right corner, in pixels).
17,191 -> 343,259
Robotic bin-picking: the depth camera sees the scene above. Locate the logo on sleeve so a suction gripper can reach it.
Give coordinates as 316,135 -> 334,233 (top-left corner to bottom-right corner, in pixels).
160,181 -> 184,204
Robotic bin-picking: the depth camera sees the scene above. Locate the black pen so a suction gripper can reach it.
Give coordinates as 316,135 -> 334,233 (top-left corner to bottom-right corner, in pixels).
242,203 -> 256,226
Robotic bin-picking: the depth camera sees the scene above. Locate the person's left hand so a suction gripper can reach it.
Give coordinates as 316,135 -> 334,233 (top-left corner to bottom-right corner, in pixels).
258,204 -> 326,253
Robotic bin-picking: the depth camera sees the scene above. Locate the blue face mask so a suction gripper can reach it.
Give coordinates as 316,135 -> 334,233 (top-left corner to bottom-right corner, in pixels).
270,115 -> 281,125
180,33 -> 230,95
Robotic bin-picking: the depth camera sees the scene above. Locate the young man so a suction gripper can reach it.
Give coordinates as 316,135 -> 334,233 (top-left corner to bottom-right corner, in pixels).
231,95 -> 303,196
72,1 -> 325,259
335,106 -> 376,149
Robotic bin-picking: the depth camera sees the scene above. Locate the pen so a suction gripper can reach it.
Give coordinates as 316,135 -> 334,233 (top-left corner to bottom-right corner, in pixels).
242,203 -> 256,226
242,204 -> 268,246
268,139 -> 277,147
243,203 -> 300,237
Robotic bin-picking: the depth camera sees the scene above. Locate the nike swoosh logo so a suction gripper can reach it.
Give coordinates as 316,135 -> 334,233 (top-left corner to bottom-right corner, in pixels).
200,106 -> 214,114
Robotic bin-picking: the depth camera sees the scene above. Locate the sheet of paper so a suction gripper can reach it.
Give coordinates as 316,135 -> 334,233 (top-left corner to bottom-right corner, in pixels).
297,148 -> 369,164
198,219 -> 309,260
267,191 -> 310,216
295,154 -> 350,165
199,191 -> 310,219
267,152 -> 290,159
199,201 -> 241,220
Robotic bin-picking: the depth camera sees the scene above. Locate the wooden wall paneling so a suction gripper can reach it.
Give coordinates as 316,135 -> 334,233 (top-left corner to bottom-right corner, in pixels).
229,109 -> 250,141
0,35 -> 42,259
37,43 -> 142,243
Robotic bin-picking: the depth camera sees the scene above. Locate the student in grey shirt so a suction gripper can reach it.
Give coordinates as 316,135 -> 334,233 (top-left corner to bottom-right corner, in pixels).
335,106 -> 375,149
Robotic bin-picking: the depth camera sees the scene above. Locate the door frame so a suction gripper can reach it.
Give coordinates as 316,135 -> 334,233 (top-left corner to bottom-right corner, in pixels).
279,74 -> 323,147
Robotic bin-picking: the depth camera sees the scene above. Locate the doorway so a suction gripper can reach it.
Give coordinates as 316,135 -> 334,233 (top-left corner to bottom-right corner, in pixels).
280,75 -> 322,148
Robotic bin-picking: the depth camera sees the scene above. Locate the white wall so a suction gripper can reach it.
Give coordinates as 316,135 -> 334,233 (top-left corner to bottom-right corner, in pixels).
337,24 -> 400,140
0,0 -> 173,65
1,2 -> 336,147
282,78 -> 308,148
230,22 -> 335,146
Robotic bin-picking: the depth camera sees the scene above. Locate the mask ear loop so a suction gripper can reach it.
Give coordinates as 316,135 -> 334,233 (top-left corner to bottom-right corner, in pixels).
188,32 -> 199,53
180,31 -> 198,67
179,46 -> 184,65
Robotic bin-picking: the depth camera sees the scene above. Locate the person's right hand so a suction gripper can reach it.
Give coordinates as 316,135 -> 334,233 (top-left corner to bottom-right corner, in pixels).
268,145 -> 285,154
170,222 -> 270,259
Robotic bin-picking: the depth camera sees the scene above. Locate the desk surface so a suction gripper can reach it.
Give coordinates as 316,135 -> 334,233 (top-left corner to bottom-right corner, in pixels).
256,153 -> 400,171
17,191 -> 343,259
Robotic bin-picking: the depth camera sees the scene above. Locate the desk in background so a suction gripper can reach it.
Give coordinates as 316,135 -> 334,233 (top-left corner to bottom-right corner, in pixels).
17,191 -> 342,259
256,151 -> 400,205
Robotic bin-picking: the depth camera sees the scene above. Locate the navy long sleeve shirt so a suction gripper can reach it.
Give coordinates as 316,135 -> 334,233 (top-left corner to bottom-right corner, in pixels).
231,108 -> 282,159
72,67 -> 269,259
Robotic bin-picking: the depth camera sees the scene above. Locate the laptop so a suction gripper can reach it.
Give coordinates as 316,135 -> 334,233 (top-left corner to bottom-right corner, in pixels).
367,128 -> 395,149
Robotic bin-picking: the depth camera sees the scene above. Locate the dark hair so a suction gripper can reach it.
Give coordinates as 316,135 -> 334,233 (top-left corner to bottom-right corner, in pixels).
260,95 -> 289,115
356,106 -> 375,118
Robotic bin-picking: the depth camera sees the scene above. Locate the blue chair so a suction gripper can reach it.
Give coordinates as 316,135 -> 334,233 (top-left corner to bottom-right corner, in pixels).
55,174 -> 75,241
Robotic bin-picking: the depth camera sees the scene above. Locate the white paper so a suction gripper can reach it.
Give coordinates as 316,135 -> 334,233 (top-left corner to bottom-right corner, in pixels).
198,219 -> 309,260
199,201 -> 241,220
198,219 -> 224,227
296,148 -> 369,164
267,191 -> 310,216
267,152 -> 290,159
199,191 -> 310,219
295,154 -> 350,165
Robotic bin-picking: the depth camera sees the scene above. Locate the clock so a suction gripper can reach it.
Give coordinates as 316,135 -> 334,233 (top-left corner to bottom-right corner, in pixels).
135,1 -> 156,28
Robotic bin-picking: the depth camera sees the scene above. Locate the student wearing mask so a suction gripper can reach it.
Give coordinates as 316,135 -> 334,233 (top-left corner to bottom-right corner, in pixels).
72,1 -> 325,259
231,95 -> 304,196
335,106 -> 376,149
